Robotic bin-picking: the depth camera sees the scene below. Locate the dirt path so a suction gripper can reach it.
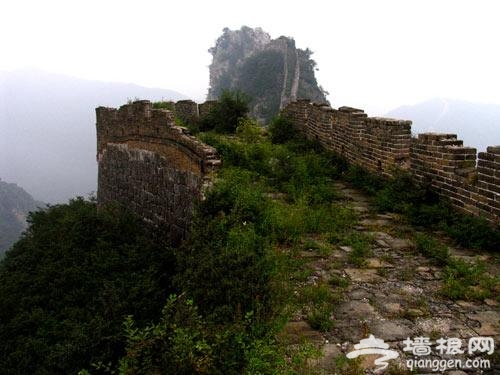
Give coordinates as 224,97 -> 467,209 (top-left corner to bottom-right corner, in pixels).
283,182 -> 499,374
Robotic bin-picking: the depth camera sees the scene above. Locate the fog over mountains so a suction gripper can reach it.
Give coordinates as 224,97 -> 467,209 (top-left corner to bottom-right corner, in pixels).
0,69 -> 187,203
0,179 -> 42,255
387,98 -> 500,152
2,69 -> 500,204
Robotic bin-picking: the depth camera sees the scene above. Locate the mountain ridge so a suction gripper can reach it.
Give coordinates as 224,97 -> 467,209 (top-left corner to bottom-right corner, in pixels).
0,178 -> 42,255
0,69 -> 188,203
386,97 -> 500,152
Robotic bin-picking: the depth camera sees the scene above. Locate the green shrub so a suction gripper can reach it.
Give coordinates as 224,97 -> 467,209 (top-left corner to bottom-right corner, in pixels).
0,198 -> 174,374
152,101 -> 175,110
441,259 -> 492,300
117,294 -> 213,375
414,233 -> 449,265
444,215 -> 500,251
268,115 -> 298,144
201,90 -> 249,133
175,168 -> 276,323
341,232 -> 373,266
307,303 -> 335,332
235,117 -> 263,143
344,165 -> 385,195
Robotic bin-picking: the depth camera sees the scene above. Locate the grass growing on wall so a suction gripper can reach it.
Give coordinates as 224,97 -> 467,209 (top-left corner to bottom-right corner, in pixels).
80,117 -> 358,374
345,165 -> 500,252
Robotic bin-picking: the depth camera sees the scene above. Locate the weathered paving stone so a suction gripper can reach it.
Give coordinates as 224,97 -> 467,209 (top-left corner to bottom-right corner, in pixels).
484,298 -> 498,307
287,181 -> 500,373
360,218 -> 392,226
415,317 -> 453,335
400,284 -> 424,296
466,310 -> 500,336
281,321 -> 324,345
345,268 -> 384,283
348,288 -> 374,300
336,300 -> 377,320
366,258 -> 394,268
376,239 -> 391,247
386,237 -> 414,250
370,319 -> 415,341
339,245 -> 352,252
310,343 -> 342,370
380,302 -> 402,316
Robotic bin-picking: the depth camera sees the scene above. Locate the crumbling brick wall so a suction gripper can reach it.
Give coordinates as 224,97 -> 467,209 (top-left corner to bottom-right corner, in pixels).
96,100 -> 220,243
283,100 -> 499,224
174,100 -> 199,124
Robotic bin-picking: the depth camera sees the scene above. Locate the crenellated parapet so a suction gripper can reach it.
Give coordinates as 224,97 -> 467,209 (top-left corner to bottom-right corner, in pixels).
283,100 -> 499,224
283,100 -> 412,175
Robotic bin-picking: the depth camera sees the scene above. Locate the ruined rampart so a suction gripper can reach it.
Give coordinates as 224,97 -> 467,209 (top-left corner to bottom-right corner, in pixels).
96,100 -> 220,243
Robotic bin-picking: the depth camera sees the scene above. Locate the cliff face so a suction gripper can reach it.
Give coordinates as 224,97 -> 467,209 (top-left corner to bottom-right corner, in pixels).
0,179 -> 42,255
207,26 -> 329,122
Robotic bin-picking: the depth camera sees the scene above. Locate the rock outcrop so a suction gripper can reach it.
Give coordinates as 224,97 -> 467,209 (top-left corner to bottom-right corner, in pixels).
207,26 -> 328,122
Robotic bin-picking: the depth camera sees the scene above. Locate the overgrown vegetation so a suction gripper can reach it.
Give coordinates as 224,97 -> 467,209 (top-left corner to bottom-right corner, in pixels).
346,166 -> 500,252
414,233 -> 498,301
200,90 -> 250,133
1,109 -> 498,374
105,118 -> 358,373
0,198 -> 174,373
152,101 -> 175,110
0,115 -> 356,374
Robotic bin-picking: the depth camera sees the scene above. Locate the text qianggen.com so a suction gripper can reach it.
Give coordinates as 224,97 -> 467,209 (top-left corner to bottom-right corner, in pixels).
406,357 -> 490,372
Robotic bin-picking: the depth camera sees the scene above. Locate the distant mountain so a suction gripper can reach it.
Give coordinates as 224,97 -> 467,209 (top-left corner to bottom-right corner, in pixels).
208,26 -> 328,122
0,69 -> 187,203
0,178 -> 43,255
386,98 -> 500,152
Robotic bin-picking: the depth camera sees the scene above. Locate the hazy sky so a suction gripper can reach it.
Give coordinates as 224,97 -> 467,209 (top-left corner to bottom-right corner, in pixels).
1,0 -> 500,114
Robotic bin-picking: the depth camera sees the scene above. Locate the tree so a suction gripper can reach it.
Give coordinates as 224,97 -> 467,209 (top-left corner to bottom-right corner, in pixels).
201,90 -> 249,133
0,198 -> 174,374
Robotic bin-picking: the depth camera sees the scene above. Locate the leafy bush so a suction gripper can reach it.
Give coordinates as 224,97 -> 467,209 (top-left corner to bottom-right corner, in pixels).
175,168 -> 276,323
268,115 -> 298,144
152,101 -> 175,110
235,117 -> 263,143
414,233 -> 449,265
444,215 -> 500,251
201,90 -> 249,133
117,294 -> 213,375
0,198 -> 174,374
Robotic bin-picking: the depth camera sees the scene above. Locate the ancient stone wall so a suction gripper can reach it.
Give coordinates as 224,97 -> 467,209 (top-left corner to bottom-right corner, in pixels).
283,100 -> 500,224
174,100 -> 199,124
96,100 -> 220,243
149,99 -> 217,125
198,100 -> 217,119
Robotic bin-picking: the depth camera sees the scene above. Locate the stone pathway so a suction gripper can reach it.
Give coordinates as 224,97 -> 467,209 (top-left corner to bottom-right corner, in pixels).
284,182 -> 499,374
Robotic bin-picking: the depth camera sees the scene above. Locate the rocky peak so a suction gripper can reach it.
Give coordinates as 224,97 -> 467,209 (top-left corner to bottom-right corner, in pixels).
207,26 -> 329,123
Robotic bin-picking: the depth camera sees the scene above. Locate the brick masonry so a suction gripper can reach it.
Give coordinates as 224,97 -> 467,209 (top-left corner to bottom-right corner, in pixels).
282,100 -> 500,224
96,100 -> 221,243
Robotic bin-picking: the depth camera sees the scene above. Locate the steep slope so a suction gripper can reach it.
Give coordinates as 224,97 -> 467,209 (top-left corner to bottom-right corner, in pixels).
387,98 -> 500,152
207,26 -> 328,122
0,179 -> 42,255
0,69 -> 187,203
